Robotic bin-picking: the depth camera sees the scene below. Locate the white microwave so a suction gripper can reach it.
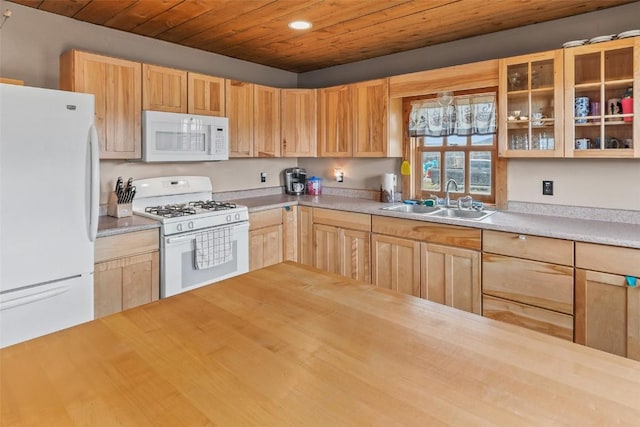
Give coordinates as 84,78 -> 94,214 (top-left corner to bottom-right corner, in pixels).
142,110 -> 229,162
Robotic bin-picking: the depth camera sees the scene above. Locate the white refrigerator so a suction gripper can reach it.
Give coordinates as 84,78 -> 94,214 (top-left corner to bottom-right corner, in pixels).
0,83 -> 99,348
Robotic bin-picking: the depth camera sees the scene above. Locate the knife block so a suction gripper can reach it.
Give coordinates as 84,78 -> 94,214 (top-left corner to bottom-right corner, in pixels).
107,192 -> 133,218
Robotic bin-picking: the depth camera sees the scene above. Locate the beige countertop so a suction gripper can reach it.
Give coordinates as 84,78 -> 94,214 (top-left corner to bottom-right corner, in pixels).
3,262 -> 639,425
235,194 -> 640,249
95,194 -> 640,249
97,214 -> 160,238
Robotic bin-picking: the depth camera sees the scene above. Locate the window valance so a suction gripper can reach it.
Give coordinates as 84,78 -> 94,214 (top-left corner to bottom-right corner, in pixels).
408,93 -> 497,137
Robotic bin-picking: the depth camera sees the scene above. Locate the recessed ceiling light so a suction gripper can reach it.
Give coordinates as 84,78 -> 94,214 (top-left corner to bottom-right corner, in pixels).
288,20 -> 312,30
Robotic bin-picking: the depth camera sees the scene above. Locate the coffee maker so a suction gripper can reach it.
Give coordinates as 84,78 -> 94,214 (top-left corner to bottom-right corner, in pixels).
284,167 -> 307,195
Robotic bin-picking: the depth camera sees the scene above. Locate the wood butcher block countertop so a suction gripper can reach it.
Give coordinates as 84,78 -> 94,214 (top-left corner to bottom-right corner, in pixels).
2,263 -> 640,425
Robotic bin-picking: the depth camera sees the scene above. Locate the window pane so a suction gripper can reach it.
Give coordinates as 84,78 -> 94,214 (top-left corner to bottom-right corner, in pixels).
421,152 -> 441,192
446,134 -> 467,146
469,152 -> 492,195
422,136 -> 443,147
444,151 -> 465,193
470,134 -> 494,146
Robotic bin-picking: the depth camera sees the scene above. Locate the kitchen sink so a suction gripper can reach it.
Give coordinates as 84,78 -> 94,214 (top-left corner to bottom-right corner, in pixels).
428,208 -> 496,221
381,204 -> 441,214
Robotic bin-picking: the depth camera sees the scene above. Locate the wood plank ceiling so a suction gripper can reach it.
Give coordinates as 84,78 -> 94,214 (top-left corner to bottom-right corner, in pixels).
8,0 -> 637,72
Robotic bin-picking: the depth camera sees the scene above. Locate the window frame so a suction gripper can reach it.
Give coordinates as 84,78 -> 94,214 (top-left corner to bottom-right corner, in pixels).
403,87 -> 502,205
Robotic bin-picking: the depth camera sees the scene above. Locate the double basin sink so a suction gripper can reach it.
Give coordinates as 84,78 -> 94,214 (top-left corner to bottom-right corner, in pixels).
380,203 -> 496,221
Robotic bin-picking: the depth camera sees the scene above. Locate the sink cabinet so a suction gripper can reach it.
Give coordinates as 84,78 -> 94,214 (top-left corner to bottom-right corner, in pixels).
482,230 -> 574,340
499,50 -> 564,158
575,242 -> 640,360
371,215 -> 481,312
94,229 -> 159,319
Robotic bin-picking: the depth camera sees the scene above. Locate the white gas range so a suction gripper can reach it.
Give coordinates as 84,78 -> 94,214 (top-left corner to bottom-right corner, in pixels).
133,176 -> 249,298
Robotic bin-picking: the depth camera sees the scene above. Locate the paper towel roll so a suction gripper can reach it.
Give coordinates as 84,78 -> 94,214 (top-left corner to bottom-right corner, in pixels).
382,173 -> 397,192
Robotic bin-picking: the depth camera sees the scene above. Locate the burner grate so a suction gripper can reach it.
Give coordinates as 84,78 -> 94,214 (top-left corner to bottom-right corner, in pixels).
189,200 -> 237,211
145,205 -> 197,218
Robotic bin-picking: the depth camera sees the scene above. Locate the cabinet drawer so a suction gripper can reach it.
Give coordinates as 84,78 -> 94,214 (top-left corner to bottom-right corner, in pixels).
249,209 -> 282,230
95,229 -> 159,262
575,242 -> 640,277
483,295 -> 573,341
372,215 -> 480,250
314,208 -> 371,232
483,230 -> 573,266
482,253 -> 574,314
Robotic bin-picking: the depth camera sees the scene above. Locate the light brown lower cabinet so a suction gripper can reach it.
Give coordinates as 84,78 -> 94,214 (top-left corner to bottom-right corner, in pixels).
371,215 -> 481,312
482,230 -> 574,340
575,242 -> 640,360
371,234 -> 420,297
298,206 -> 314,266
422,243 -> 481,314
94,229 -> 160,319
249,209 -> 283,271
313,208 -> 371,283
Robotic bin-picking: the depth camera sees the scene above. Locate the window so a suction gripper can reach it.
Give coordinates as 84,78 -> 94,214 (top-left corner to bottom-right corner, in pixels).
404,89 -> 499,204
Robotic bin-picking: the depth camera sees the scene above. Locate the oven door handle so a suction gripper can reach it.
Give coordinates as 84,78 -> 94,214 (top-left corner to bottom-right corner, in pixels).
167,235 -> 196,244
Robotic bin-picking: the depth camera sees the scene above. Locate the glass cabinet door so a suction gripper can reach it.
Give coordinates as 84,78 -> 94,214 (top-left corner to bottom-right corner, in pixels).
564,37 -> 639,157
498,50 -> 564,157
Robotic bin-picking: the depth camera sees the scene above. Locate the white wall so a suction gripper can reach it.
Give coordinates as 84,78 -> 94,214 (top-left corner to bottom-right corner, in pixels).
508,159 -> 640,210
298,157 -> 402,192
100,158 -> 296,204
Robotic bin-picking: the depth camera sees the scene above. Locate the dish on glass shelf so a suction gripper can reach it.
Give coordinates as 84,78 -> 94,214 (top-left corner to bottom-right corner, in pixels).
617,29 -> 640,39
562,39 -> 588,48
588,34 -> 616,44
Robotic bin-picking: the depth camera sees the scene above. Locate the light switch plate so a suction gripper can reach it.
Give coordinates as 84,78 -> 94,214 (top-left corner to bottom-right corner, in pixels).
542,180 -> 553,195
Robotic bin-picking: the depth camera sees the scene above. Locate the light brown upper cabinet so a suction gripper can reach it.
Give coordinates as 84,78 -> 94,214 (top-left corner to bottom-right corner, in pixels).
564,37 -> 639,158
226,80 -> 254,157
187,72 -> 225,116
60,50 -> 142,160
142,64 -> 187,113
318,84 -> 353,157
254,85 -> 281,157
353,78 -> 394,157
498,50 -> 564,158
281,89 -> 317,157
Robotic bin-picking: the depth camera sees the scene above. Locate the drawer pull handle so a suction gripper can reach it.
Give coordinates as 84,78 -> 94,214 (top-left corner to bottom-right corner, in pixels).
518,235 -> 526,240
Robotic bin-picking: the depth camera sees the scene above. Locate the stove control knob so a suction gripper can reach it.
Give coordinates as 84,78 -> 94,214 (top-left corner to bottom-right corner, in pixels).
225,214 -> 230,222
177,224 -> 183,232
235,213 -> 240,221
188,221 -> 194,229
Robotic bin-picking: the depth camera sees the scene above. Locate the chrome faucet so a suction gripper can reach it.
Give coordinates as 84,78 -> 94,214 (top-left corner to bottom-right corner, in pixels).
444,179 -> 458,208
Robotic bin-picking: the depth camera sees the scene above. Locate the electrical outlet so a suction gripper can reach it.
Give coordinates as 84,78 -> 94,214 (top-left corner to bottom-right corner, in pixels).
542,180 -> 553,196
260,172 -> 267,183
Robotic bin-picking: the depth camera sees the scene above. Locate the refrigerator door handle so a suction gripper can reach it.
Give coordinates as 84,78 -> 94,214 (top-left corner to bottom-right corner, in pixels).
89,125 -> 100,242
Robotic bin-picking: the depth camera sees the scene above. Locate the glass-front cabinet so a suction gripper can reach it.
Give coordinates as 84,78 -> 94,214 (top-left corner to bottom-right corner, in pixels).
564,37 -> 639,158
498,50 -> 564,157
